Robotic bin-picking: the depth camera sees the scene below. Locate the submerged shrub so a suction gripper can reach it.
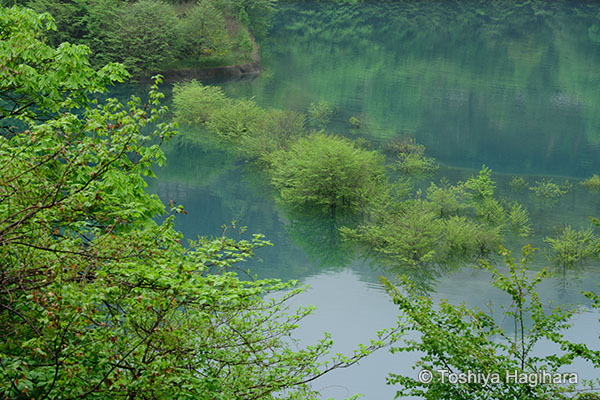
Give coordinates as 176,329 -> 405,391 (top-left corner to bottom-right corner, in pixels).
342,200 -> 442,265
426,181 -> 466,218
386,136 -> 437,175
269,133 -> 386,212
173,80 -> 229,125
545,225 -> 600,265
172,80 -> 265,142
581,174 -> 600,192
205,98 -> 266,141
239,109 -> 307,163
384,136 -> 425,156
529,179 -> 570,206
509,176 -> 529,192
307,101 -> 334,130
396,151 -> 438,175
465,165 -> 495,201
506,202 -> 532,238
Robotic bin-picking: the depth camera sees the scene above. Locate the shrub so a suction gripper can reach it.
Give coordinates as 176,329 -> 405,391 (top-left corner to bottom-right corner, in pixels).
307,100 -> 334,130
505,201 -> 532,237
111,0 -> 179,74
396,151 -> 438,175
581,174 -> 600,192
269,133 -> 387,211
509,175 -> 529,192
177,0 -> 232,62
544,225 -> 600,265
382,246 -> 580,400
384,136 -> 425,156
426,181 -> 466,218
342,200 -> 442,265
465,165 -> 495,201
529,178 -> 571,206
172,80 -> 229,125
239,109 -> 307,163
205,98 -> 266,141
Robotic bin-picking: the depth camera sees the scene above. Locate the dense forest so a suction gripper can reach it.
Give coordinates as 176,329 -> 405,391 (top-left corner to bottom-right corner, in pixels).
2,0 -> 275,74
2,1 -> 600,399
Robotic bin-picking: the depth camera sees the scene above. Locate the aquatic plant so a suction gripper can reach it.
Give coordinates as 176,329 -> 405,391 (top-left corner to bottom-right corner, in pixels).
509,176 -> 529,192
506,201 -> 532,238
465,165 -> 495,201
581,174 -> 600,192
349,115 -> 361,128
307,100 -> 334,130
529,178 -> 571,206
544,225 -> 600,266
172,80 -> 229,125
269,133 -> 387,212
396,151 -> 438,175
384,136 -> 425,156
239,109 -> 307,163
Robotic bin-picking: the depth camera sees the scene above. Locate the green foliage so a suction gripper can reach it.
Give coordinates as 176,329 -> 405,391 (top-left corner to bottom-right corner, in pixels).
343,167 -> 535,267
269,133 -> 387,211
387,136 -> 437,175
544,225 -> 600,266
442,216 -> 502,257
177,0 -> 232,62
172,80 -> 229,125
172,80 -> 266,142
529,178 -> 571,206
111,0 -> 179,74
396,151 -> 438,175
239,109 -> 307,163
0,5 -> 128,122
581,174 -> 600,192
506,201 -> 533,238
342,200 -> 442,265
384,136 -> 425,156
348,115 -> 361,128
425,180 -> 466,218
382,245 -> 580,400
218,0 -> 276,38
465,165 -> 495,201
205,97 -> 266,141
234,26 -> 255,62
307,100 -> 334,130
0,8 -> 397,398
24,0 -> 263,74
509,175 -> 529,192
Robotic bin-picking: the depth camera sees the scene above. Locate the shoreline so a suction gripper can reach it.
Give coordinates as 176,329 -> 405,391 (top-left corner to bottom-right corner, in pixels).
140,61 -> 263,83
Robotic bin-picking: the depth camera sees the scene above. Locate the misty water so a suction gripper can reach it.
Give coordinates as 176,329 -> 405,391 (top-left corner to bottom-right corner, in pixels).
142,1 -> 600,398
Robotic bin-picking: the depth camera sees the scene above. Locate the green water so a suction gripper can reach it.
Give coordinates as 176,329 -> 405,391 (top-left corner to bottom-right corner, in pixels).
148,2 -> 600,398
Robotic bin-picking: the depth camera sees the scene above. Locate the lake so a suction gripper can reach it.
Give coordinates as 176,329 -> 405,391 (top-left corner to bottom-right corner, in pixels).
145,1 -> 600,398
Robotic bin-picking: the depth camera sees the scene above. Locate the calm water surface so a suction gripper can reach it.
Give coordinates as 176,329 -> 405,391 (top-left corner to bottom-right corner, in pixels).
145,2 -> 600,398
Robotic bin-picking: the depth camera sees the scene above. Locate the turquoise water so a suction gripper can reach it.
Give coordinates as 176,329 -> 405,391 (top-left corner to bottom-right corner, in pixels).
146,2 -> 600,398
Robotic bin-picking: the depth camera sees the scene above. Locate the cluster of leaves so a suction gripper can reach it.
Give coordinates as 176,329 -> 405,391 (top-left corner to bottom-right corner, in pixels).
545,225 -> 600,266
385,136 -> 437,175
342,166 -> 532,267
307,100 -> 334,130
173,81 -> 387,212
581,174 -> 600,192
24,0 -> 269,75
0,6 -> 397,399
382,245 -> 600,400
529,178 -> 572,207
509,176 -> 529,192
268,133 -> 387,212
